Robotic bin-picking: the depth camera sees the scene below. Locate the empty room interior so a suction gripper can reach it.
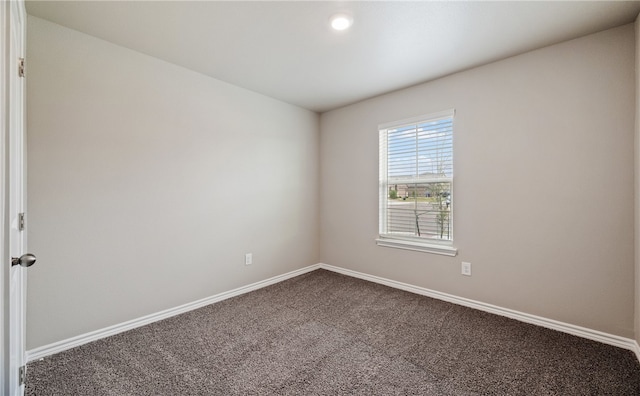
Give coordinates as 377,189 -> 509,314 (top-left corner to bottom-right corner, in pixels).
4,0 -> 640,394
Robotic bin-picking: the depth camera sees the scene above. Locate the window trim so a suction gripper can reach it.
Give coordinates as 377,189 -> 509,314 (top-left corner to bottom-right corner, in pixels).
378,109 -> 457,257
375,237 -> 458,256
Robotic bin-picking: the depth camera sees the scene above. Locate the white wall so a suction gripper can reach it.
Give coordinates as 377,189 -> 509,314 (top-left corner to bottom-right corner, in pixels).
320,25 -> 636,338
26,16 -> 319,349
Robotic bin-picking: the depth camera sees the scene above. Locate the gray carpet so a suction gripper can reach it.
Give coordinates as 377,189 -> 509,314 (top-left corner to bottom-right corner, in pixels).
26,269 -> 640,395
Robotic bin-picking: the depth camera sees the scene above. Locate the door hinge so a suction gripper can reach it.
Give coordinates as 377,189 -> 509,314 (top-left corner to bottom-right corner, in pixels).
18,365 -> 26,386
18,213 -> 25,231
18,58 -> 25,78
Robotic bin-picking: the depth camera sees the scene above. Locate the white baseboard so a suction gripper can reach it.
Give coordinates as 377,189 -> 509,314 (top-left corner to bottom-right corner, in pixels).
318,263 -> 640,356
26,264 -> 321,362
27,262 -> 639,364
633,341 -> 640,363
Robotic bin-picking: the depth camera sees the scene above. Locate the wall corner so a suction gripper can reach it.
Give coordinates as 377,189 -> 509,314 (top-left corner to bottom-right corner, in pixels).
634,12 -> 640,348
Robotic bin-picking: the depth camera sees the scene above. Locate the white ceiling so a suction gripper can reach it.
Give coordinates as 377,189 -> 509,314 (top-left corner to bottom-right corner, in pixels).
26,1 -> 640,113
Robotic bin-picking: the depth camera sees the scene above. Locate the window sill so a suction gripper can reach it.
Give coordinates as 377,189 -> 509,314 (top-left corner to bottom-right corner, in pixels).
375,237 -> 458,257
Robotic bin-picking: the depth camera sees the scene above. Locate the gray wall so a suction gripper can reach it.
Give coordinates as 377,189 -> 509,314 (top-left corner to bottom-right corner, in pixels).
320,25 -> 636,338
26,17 -> 319,349
26,15 -> 638,349
635,15 -> 640,346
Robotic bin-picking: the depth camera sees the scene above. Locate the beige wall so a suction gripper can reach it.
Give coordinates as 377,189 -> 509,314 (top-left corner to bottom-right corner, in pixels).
320,25 -> 636,337
26,17 -> 319,349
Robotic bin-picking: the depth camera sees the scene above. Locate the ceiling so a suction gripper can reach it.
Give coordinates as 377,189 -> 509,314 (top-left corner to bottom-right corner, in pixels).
26,1 -> 640,113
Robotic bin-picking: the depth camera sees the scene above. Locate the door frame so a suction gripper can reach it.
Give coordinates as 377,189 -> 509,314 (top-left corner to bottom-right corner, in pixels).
1,0 -> 11,391
1,0 -> 27,394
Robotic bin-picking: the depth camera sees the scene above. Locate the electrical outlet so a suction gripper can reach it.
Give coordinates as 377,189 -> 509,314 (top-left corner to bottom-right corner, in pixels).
461,262 -> 471,276
245,253 -> 253,266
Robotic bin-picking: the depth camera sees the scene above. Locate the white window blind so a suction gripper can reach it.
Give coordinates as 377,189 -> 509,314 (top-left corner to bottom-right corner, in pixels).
378,110 -> 455,253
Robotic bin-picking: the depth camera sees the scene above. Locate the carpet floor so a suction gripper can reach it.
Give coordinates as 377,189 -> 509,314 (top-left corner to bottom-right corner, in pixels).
26,269 -> 640,395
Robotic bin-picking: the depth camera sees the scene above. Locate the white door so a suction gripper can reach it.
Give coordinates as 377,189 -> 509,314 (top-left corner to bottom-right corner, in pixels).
7,1 -> 29,395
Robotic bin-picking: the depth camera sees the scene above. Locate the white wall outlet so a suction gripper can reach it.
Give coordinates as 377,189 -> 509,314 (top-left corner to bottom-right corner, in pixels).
245,253 -> 253,266
461,262 -> 471,276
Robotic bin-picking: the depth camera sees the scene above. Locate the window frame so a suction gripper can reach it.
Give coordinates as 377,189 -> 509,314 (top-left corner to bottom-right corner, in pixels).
376,109 -> 458,257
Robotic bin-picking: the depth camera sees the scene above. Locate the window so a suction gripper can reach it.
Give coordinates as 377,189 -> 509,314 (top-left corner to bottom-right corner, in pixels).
377,109 -> 457,256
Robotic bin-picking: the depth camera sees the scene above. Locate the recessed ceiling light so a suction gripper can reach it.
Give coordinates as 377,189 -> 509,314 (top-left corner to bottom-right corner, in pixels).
330,13 -> 353,31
